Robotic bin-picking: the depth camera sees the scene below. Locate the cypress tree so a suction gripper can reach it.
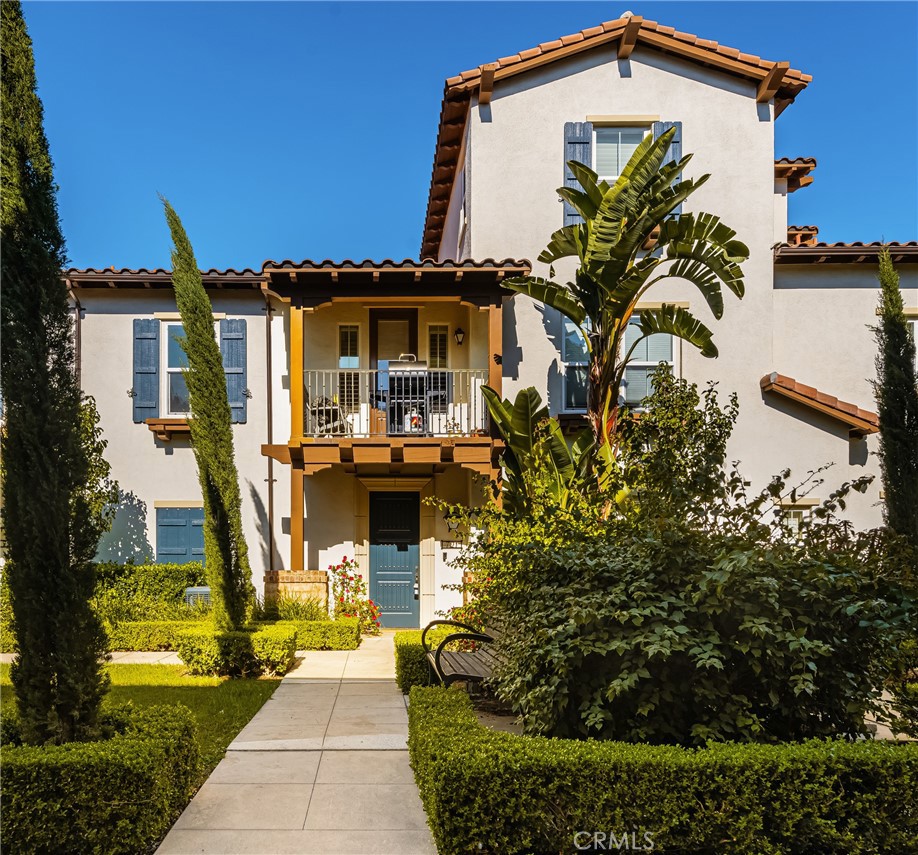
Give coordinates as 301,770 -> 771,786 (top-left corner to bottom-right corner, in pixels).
874,247 -> 918,549
162,199 -> 254,630
0,1 -> 109,744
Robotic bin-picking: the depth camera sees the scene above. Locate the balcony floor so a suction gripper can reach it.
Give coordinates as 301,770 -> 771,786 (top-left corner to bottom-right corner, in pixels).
262,435 -> 502,477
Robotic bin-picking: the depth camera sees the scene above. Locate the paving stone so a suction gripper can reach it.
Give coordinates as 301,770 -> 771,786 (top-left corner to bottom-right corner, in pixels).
304,783 -> 428,830
172,783 -> 313,830
157,632 -> 435,854
207,751 -> 321,784
157,829 -> 436,854
325,720 -> 407,738
316,750 -> 416,784
332,693 -> 406,710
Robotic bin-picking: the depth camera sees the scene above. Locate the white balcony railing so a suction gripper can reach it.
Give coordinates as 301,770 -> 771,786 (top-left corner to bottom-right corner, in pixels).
303,368 -> 490,437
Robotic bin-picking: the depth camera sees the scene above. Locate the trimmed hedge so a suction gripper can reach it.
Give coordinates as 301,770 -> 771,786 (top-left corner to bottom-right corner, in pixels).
106,619 -> 208,651
283,617 -> 360,650
395,629 -> 452,694
176,625 -> 297,677
1,704 -> 199,855
103,617 -> 360,653
408,687 -> 918,855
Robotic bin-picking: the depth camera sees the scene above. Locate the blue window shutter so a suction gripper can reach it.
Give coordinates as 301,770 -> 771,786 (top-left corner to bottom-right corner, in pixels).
220,319 -> 247,424
653,121 -> 683,215
156,507 -> 205,565
133,319 -> 160,422
563,121 -> 593,226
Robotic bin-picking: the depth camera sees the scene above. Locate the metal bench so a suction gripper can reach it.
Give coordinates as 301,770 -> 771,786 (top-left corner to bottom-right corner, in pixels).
421,619 -> 501,687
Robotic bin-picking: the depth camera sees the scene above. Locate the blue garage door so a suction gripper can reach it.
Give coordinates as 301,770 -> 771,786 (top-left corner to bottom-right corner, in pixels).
156,507 -> 205,564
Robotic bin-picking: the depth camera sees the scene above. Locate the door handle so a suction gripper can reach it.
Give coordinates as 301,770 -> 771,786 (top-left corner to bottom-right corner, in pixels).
414,568 -> 420,600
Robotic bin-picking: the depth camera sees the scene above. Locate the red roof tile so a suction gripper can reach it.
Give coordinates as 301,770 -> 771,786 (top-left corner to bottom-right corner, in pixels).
423,14 -> 812,258
760,372 -> 879,437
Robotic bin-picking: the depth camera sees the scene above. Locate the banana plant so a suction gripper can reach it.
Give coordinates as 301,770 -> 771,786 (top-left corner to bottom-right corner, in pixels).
482,386 -> 596,515
505,127 -> 749,454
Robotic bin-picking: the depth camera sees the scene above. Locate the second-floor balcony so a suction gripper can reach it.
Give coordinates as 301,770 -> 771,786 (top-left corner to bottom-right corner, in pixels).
303,365 -> 489,438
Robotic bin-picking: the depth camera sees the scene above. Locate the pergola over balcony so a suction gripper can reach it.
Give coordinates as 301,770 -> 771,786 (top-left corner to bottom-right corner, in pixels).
260,258 -> 530,573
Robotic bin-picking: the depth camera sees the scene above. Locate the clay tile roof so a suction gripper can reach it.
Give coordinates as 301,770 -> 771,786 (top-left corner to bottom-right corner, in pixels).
260,257 -> 529,272
760,372 -> 879,437
774,242 -> 918,265
774,157 -> 816,192
421,14 -> 812,258
64,267 -> 263,289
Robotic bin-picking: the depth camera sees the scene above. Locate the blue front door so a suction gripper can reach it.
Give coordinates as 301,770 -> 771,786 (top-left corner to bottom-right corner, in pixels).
369,492 -> 420,628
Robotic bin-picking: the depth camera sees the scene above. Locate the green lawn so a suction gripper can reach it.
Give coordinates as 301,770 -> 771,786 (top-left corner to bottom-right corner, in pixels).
0,663 -> 278,785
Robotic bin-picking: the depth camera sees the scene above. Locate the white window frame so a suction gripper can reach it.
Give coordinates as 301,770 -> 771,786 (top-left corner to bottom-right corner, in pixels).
620,316 -> 679,410
337,323 -> 361,414
338,323 -> 360,370
776,499 -> 819,537
559,314 -> 679,414
162,321 -> 219,417
560,316 -> 590,413
427,323 -> 449,369
593,126 -> 651,183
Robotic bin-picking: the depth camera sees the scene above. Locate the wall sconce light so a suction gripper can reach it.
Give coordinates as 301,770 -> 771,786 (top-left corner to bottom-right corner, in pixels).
454,327 -> 465,346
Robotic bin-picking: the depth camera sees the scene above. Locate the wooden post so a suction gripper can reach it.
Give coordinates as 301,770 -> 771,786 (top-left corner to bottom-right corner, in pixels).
488,301 -> 502,395
290,302 -> 304,440
290,459 -> 305,572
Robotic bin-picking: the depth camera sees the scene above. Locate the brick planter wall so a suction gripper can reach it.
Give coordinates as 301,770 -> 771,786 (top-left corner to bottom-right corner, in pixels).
264,570 -> 329,609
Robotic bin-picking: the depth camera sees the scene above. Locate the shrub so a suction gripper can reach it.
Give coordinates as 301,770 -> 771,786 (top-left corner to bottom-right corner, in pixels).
0,580 -> 16,653
255,592 -> 328,622
92,561 -> 209,625
330,557 -> 381,635
176,625 -> 296,677
408,687 -> 918,855
394,629 -> 454,693
447,373 -> 915,744
1,703 -> 200,854
280,617 -> 360,651
105,619 -> 208,651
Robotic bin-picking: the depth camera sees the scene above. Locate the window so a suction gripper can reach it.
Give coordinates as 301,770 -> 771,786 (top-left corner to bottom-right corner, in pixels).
428,324 -> 449,414
561,316 -> 590,411
622,318 -> 673,407
561,316 -> 674,412
165,324 -> 190,415
777,502 -> 817,537
338,324 -> 360,412
594,127 -> 648,181
155,506 -> 205,564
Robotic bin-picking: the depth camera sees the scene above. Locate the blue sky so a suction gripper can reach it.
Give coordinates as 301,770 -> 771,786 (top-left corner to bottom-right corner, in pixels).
23,1 -> 918,270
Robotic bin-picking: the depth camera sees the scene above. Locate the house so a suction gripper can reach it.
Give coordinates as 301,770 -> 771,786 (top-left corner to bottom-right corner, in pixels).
68,13 -> 917,627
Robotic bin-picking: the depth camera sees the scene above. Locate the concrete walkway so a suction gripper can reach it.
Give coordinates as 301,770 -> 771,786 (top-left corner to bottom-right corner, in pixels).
157,634 -> 436,855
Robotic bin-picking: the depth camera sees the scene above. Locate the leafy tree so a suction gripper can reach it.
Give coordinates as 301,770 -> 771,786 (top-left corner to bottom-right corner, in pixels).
161,198 -> 254,630
446,376 -> 910,745
500,129 -> 748,452
873,247 -> 918,552
78,395 -> 120,547
0,0 -> 109,743
481,387 -> 594,515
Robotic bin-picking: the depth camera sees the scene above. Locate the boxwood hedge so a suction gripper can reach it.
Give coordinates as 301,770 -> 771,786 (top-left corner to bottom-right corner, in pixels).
408,687 -> 918,855
394,629 -> 452,693
1,704 -> 199,855
176,624 -> 297,677
283,616 -> 360,650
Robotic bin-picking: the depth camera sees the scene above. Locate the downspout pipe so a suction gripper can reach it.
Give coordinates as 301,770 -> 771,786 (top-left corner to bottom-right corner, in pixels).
264,292 -> 275,574
67,280 -> 82,388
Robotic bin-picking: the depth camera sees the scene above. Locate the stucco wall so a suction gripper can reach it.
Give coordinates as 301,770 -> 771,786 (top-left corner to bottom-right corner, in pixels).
77,290 -> 279,591
455,44 -> 894,528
